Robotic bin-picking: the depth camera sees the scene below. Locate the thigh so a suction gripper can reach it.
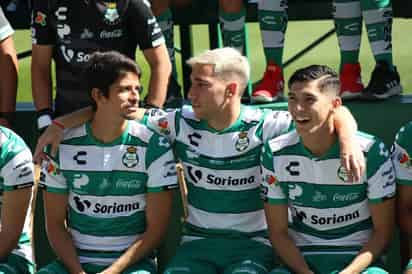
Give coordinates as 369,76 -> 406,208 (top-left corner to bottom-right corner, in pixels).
36,260 -> 69,274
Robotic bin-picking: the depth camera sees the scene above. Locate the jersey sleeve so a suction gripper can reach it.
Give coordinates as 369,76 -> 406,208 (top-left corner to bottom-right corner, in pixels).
31,0 -> 55,45
0,134 -> 34,191
365,138 -> 396,203
260,141 -> 287,204
145,132 -> 178,192
127,0 -> 165,50
0,7 -> 14,41
391,122 -> 412,185
262,110 -> 293,142
39,151 -> 68,194
143,108 -> 177,143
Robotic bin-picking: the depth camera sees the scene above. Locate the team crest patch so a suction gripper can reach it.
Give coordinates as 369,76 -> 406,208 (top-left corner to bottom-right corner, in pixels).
103,2 -> 120,24
158,117 -> 170,135
34,12 -> 47,26
122,147 -> 139,168
235,132 -> 249,152
337,165 -> 349,182
398,151 -> 412,169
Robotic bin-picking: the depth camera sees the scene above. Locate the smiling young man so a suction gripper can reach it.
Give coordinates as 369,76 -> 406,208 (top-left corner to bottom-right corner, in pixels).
261,65 -> 396,274
34,48 -> 365,274
36,51 -> 177,274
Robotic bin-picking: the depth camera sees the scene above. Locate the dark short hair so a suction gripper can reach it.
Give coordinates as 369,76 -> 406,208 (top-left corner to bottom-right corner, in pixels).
82,51 -> 141,110
288,65 -> 340,95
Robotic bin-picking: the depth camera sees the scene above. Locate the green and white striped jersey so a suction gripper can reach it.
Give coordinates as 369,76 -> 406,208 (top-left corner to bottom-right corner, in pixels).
261,130 -> 395,253
145,105 -> 292,243
0,126 -> 34,263
392,121 -> 412,185
40,121 -> 177,265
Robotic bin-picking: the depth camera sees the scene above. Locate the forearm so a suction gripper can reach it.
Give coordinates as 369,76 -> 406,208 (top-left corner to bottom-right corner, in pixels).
55,107 -> 94,128
103,231 -> 163,273
31,64 -> 53,111
271,234 -> 313,274
334,106 -> 357,141
48,227 -> 84,274
0,43 -> 18,113
342,231 -> 391,273
144,61 -> 170,108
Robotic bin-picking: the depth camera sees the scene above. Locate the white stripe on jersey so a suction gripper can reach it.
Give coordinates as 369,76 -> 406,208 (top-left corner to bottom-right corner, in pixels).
274,156 -> 366,185
70,228 -> 141,252
187,204 -> 267,233
177,120 -> 261,158
59,144 -> 148,172
184,163 -> 259,191
68,193 -> 146,218
291,200 -> 370,231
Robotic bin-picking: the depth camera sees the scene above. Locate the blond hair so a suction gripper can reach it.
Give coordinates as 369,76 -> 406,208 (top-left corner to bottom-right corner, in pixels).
187,47 -> 250,94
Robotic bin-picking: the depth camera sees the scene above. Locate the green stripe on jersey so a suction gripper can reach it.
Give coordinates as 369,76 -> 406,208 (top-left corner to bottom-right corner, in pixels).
69,208 -> 146,237
187,183 -> 262,213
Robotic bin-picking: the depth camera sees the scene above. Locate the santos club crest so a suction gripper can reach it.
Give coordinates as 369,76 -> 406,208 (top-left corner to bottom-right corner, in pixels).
122,146 -> 139,168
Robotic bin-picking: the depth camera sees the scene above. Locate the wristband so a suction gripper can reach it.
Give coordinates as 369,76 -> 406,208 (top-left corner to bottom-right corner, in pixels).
36,108 -> 53,129
52,120 -> 65,130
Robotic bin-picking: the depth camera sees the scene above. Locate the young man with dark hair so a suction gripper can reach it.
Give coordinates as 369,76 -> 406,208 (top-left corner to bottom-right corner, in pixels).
261,65 -> 395,274
36,51 -> 177,274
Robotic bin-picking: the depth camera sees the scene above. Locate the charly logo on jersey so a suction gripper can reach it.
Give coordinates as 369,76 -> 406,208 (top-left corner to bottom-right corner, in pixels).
55,6 -> 68,21
188,132 -> 202,147
337,165 -> 350,182
34,11 -> 47,26
73,151 -> 87,165
73,174 -> 89,189
235,132 -> 250,152
122,147 -> 139,168
103,2 -> 120,25
157,117 -> 170,135
80,28 -> 94,39
288,184 -> 303,200
285,161 -> 300,176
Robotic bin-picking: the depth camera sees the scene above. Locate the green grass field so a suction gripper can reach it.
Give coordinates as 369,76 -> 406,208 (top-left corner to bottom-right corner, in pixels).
14,18 -> 412,102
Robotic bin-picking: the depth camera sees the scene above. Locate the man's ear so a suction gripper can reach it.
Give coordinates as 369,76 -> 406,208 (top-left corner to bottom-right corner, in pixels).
91,88 -> 103,103
332,97 -> 342,109
226,83 -> 238,97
